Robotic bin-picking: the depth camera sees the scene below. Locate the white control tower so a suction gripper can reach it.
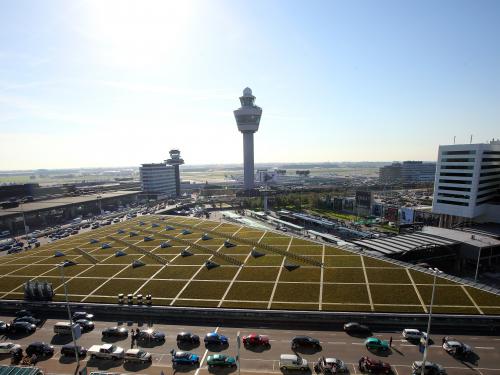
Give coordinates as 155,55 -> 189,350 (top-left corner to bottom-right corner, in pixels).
233,87 -> 262,191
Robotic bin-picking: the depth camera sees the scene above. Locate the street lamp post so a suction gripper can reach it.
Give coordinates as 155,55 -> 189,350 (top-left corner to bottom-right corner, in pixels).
474,247 -> 482,282
59,263 -> 80,369
420,267 -> 442,375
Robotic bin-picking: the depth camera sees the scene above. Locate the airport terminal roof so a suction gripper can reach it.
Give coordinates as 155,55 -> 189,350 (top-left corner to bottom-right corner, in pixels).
422,226 -> 500,248
353,231 -> 458,256
0,190 -> 140,217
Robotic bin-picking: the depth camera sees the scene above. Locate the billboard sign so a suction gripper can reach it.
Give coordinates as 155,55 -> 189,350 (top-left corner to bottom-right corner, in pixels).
399,207 -> 415,225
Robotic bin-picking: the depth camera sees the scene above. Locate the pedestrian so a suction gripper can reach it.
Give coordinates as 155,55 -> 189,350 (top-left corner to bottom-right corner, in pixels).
442,337 -> 446,345
389,336 -> 393,347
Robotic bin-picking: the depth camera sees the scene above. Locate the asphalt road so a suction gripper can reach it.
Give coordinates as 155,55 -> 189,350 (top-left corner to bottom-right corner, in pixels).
0,315 -> 499,375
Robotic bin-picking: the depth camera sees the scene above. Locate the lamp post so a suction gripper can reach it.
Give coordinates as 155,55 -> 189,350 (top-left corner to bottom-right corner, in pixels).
474,247 -> 482,282
420,267 -> 442,375
59,262 -> 80,368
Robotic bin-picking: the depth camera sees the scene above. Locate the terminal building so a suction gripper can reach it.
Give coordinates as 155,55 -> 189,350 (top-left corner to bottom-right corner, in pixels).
432,140 -> 500,226
139,163 -> 176,199
379,161 -> 436,183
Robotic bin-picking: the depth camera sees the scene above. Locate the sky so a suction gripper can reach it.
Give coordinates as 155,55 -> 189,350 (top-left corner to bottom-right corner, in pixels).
0,0 -> 499,170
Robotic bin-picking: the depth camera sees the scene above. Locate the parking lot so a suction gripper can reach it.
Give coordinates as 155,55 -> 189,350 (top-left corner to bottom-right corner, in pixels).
0,314 -> 499,375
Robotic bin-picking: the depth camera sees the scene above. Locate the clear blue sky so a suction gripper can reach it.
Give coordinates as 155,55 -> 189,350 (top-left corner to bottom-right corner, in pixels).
1,0 -> 499,169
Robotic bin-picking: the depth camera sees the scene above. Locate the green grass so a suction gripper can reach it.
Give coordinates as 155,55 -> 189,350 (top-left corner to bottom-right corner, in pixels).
279,267 -> 320,282
170,255 -> 211,265
44,265 -> 92,277
84,295 -> 117,304
322,284 -> 370,304
155,266 -> 199,280
417,285 -> 473,306
245,255 -> 284,266
64,278 -> 107,295
271,302 -> 319,311
289,245 -> 323,255
373,305 -> 424,313
221,301 -> 269,309
116,265 -> 163,279
409,270 -> 458,285
92,278 -> 146,296
179,281 -> 230,300
138,280 -> 186,298
323,268 -> 364,282
173,299 -> 220,307
432,306 -> 480,314
225,282 -> 274,301
7,265 -> 56,277
323,256 -> 362,267
236,267 -> 280,281
371,284 -> 421,305
0,276 -> 33,293
273,283 -> 320,303
465,287 -> 500,307
324,247 -> 353,255
322,304 -> 372,312
366,268 -> 411,284
362,257 -> 400,268
194,266 -> 239,281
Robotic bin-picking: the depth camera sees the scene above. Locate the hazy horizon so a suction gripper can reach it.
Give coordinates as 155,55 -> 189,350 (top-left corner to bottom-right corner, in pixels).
1,0 -> 499,170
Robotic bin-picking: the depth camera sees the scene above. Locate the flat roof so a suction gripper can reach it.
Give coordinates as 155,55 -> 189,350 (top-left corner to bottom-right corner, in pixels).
353,232 -> 458,255
422,226 -> 500,248
0,190 -> 140,218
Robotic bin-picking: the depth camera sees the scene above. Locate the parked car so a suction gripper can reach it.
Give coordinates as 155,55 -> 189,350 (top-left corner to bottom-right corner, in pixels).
365,337 -> 390,351
207,354 -> 236,368
13,316 -> 40,325
75,319 -> 94,332
10,321 -> 36,334
171,350 -> 200,368
0,342 -> 21,354
176,332 -> 200,345
102,326 -> 128,338
344,322 -> 371,335
358,357 -> 392,374
442,337 -> 472,357
26,342 -> 54,357
124,349 -> 152,363
204,332 -> 228,346
411,361 -> 447,375
61,344 -> 87,358
72,311 -> 94,321
242,333 -> 270,348
403,329 -> 427,341
291,336 -> 321,350
88,344 -> 124,360
279,354 -> 309,371
314,357 -> 348,374
136,329 -> 165,343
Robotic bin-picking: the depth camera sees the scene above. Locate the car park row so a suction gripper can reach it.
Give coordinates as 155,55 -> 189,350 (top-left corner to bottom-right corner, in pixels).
0,310 -> 482,374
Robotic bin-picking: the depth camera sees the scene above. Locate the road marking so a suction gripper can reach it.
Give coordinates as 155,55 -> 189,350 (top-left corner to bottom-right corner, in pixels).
194,326 -> 219,375
327,341 -> 346,345
475,346 -> 494,349
351,342 -> 364,345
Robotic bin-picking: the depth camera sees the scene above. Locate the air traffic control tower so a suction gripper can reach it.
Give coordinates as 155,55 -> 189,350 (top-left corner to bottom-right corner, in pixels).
234,87 -> 262,191
165,149 -> 184,197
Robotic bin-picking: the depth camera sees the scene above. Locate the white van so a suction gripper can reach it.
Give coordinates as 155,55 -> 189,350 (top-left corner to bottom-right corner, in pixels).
54,322 -> 81,337
279,354 -> 309,371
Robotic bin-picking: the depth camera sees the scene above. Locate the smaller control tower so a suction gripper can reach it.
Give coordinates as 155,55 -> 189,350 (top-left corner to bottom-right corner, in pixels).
165,149 -> 184,197
234,87 -> 262,191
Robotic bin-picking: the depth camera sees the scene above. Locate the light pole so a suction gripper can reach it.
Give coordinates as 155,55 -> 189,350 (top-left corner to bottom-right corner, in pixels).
59,262 -> 80,369
420,267 -> 442,375
474,247 -> 482,282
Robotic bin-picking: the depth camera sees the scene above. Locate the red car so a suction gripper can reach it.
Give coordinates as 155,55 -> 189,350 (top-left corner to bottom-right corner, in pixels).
358,357 -> 392,374
242,333 -> 270,348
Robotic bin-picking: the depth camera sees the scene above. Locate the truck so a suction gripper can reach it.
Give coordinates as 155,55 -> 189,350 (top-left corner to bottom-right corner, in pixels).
88,344 -> 124,360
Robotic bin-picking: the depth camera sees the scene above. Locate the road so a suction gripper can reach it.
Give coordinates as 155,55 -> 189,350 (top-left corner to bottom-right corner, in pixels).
0,315 -> 499,375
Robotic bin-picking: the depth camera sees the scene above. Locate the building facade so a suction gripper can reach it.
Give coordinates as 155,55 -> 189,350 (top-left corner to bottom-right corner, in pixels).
432,140 -> 500,225
139,163 -> 176,198
379,161 -> 435,183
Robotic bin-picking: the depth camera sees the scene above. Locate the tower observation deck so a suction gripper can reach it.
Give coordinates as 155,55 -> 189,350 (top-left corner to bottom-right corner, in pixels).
233,87 -> 262,191
165,149 -> 184,197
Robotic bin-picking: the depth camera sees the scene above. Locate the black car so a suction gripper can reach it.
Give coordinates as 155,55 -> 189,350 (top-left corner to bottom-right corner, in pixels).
344,322 -> 371,335
136,329 -> 166,343
10,322 -> 36,334
177,332 -> 200,345
75,319 -> 94,332
102,326 -> 128,338
15,310 -> 34,318
0,321 -> 8,333
13,316 -> 40,325
61,344 -> 87,357
26,342 -> 54,357
72,311 -> 94,321
291,336 -> 322,350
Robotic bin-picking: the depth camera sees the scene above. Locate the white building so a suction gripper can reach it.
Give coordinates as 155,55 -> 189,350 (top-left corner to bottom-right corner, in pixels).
139,163 -> 176,198
432,140 -> 500,225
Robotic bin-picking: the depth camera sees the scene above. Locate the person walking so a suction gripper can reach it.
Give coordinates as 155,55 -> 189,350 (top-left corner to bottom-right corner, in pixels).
389,336 -> 393,347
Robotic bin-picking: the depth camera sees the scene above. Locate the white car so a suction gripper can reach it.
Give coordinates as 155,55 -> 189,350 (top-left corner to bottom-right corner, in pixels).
0,342 -> 21,354
403,329 -> 427,341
